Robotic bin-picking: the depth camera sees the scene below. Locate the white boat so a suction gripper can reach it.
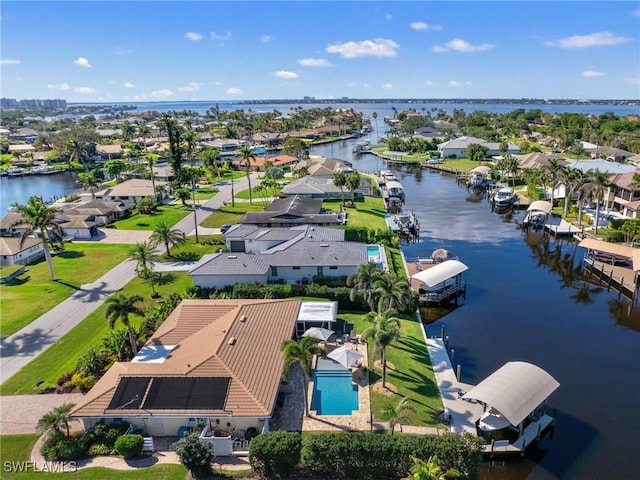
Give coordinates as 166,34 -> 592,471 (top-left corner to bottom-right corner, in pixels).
352,140 -> 371,154
385,211 -> 419,235
478,407 -> 512,432
492,187 -> 517,208
468,166 -> 491,187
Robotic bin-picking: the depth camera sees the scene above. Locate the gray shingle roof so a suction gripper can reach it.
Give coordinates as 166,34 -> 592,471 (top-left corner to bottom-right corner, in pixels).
188,253 -> 270,275
266,238 -> 367,267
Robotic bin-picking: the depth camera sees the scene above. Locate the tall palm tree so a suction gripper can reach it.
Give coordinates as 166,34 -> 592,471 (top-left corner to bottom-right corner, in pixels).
105,293 -> 144,355
128,240 -> 159,278
226,158 -> 236,207
372,111 -> 379,140
77,169 -> 101,199
374,272 -> 412,313
382,396 -> 415,435
237,145 -> 256,204
281,336 -> 324,417
582,168 -> 611,234
11,196 -> 63,280
346,171 -> 361,204
143,153 -> 159,201
151,221 -> 186,257
404,456 -> 461,480
182,126 -> 199,168
544,158 -> 564,205
347,262 -> 383,311
65,136 -> 91,171
37,403 -> 77,438
560,167 -> 584,219
332,170 -> 347,205
361,309 -> 401,388
200,147 -> 222,178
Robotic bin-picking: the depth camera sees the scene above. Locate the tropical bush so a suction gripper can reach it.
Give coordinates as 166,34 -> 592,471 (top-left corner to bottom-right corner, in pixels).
172,433 -> 213,479
114,434 -> 144,459
249,431 -> 301,477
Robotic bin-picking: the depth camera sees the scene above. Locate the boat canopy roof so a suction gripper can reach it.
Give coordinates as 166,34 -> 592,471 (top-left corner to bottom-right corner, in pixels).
579,238 -> 640,271
470,166 -> 491,175
527,201 -> 553,213
411,259 -> 468,287
385,180 -> 403,190
462,361 -> 559,426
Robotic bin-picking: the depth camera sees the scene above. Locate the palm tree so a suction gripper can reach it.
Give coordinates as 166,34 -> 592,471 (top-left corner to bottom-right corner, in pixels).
346,172 -> 361,204
560,167 -> 583,219
37,403 -> 77,438
105,293 -> 144,355
372,111 -> 379,140
403,456 -> 461,480
151,221 -> 186,257
182,126 -> 199,167
77,169 -> 101,199
543,158 -> 564,205
332,170 -> 347,205
128,240 -> 159,278
347,262 -> 383,311
200,147 -> 222,178
374,273 -> 412,313
11,196 -> 63,280
361,309 -> 401,388
65,136 -> 91,171
582,168 -> 611,234
382,396 -> 415,435
237,145 -> 256,204
628,172 -> 640,192
143,153 -> 159,201
226,158 -> 236,207
281,336 -> 324,417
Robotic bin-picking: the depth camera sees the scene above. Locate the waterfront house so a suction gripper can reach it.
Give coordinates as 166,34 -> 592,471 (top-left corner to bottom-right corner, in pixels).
293,157 -> 353,176
239,196 -> 344,227
70,298 -> 321,451
59,199 -> 133,226
189,233 -> 367,289
0,236 -> 44,267
96,179 -> 168,202
251,132 -> 288,147
438,136 -> 520,158
280,176 -> 347,199
247,154 -> 298,172
8,144 -> 36,155
602,172 -> 640,214
95,144 -> 124,162
9,128 -> 39,144
514,152 -> 569,170
152,164 -> 175,182
224,224 -> 344,253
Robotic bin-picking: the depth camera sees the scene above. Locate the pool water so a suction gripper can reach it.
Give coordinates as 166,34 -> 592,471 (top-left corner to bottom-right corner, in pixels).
367,245 -> 381,262
311,360 -> 358,415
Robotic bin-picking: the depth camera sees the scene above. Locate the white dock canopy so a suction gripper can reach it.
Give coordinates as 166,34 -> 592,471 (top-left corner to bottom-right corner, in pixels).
411,260 -> 468,287
527,201 -> 553,213
470,166 -> 491,175
578,237 -> 639,269
462,361 -> 559,427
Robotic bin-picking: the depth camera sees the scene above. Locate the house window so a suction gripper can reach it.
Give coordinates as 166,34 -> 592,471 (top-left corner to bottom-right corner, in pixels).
271,266 -> 278,276
317,266 -> 323,276
293,266 -> 300,270
329,266 -> 338,270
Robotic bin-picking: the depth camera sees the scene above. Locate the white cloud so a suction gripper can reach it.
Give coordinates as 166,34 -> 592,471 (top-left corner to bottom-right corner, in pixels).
297,58 -> 333,67
185,32 -> 203,41
382,83 -> 393,89
433,38 -> 494,53
226,87 -> 242,95
582,70 -> 604,77
75,86 -> 97,94
633,9 -> 640,17
624,77 -> 640,85
213,81 -> 222,86
178,82 -> 202,92
211,31 -> 232,42
1,59 -> 20,65
384,13 -> 393,21
544,31 -> 630,48
260,35 -> 272,43
124,82 -> 135,88
326,38 -> 399,58
47,83 -> 70,91
150,88 -> 173,98
73,57 -> 92,68
275,70 -> 299,79
425,80 -> 434,86
115,47 -> 131,55
448,80 -> 473,87
410,21 -> 442,31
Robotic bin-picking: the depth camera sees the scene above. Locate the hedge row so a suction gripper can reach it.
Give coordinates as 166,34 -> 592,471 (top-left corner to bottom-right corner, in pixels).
249,431 -> 484,479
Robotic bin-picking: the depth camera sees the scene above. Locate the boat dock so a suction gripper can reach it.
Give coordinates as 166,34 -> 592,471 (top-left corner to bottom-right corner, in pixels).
407,258 -> 467,305
544,219 -> 582,237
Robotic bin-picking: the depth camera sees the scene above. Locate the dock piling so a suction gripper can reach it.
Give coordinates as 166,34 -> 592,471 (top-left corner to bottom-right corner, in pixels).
456,364 -> 461,382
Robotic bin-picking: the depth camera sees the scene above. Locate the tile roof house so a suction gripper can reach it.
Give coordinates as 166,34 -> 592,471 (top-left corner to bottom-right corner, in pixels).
248,154 -> 298,171
604,171 -> 640,213
293,157 -> 353,177
190,225 -> 366,289
239,196 -> 345,227
96,179 -> 168,202
514,152 -> 569,170
0,236 -> 44,267
438,136 -> 520,158
70,299 -> 309,445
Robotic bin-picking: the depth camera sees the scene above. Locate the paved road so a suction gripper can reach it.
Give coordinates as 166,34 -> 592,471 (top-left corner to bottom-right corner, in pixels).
0,175 -> 257,385
0,393 -> 85,434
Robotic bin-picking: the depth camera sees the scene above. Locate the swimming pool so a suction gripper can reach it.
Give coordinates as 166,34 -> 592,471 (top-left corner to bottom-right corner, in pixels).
310,358 -> 358,415
367,244 -> 381,262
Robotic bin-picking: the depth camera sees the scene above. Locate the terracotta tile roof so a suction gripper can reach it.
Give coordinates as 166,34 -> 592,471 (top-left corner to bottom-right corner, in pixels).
71,299 -> 301,418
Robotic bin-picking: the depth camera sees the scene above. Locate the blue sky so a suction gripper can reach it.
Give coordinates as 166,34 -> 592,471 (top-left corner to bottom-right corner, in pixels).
1,1 -> 639,102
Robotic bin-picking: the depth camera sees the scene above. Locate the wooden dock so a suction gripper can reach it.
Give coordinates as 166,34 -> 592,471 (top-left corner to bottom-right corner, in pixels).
545,219 -> 582,237
582,258 -> 639,302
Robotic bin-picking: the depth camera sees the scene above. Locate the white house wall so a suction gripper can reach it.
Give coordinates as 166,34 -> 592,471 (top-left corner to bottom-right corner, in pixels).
269,265 -> 354,283
191,274 -> 268,289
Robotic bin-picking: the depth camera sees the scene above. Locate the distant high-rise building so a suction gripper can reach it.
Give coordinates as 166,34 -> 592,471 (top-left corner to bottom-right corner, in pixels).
0,98 -> 67,109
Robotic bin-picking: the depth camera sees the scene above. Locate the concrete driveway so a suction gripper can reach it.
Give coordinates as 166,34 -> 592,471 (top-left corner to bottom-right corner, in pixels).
0,393 -> 85,434
74,229 -> 152,244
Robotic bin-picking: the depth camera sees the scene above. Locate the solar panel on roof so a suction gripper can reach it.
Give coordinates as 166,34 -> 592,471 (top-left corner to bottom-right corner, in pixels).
108,377 -> 150,410
143,377 -> 230,410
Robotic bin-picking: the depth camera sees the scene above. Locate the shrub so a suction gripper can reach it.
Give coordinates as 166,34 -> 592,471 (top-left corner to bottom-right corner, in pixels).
88,443 -> 111,457
41,433 -> 89,461
75,346 -> 112,377
114,434 -> 144,459
92,421 -> 130,447
172,433 -> 213,479
71,373 -> 97,392
56,371 -> 75,386
249,431 -> 301,477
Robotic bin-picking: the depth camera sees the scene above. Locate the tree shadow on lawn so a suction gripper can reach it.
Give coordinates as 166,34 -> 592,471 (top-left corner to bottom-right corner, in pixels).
56,250 -> 85,259
155,272 -> 177,286
3,275 -> 31,286
171,252 -> 200,262
0,327 -> 56,357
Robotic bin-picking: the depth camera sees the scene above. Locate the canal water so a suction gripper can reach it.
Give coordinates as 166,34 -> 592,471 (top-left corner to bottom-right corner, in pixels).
311,142 -> 640,479
0,170 -> 80,213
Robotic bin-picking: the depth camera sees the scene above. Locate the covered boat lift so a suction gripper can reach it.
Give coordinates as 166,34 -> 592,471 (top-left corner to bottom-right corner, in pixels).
411,259 -> 468,304
522,200 -> 553,227
462,361 -> 559,454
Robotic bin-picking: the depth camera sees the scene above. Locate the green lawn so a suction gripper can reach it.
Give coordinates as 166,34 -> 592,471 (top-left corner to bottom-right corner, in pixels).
0,244 -> 130,337
193,187 -> 219,200
340,312 -> 444,427
200,203 -> 267,228
440,159 -> 490,172
109,205 -> 190,230
322,197 -> 388,230
158,235 -> 226,262
386,247 -> 407,279
0,272 -> 193,395
235,186 -> 282,200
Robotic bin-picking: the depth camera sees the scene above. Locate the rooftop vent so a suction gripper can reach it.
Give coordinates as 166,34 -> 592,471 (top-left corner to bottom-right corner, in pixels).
240,315 -> 247,323
228,337 -> 237,346
320,244 -> 329,247
227,255 -> 237,259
